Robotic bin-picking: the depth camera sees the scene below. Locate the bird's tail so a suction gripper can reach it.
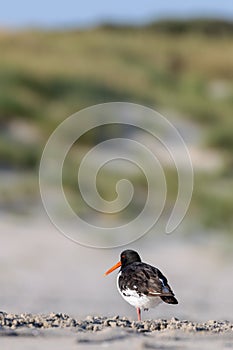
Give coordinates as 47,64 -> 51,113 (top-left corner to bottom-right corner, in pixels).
161,296 -> 178,304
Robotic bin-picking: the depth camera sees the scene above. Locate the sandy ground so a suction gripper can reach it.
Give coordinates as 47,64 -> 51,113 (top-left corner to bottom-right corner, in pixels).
0,213 -> 233,349
1,327 -> 233,350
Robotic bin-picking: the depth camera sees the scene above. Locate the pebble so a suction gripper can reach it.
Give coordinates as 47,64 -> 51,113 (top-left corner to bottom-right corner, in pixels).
0,312 -> 232,334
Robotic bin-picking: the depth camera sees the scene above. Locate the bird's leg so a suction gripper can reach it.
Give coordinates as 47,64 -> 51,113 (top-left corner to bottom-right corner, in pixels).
136,307 -> 141,321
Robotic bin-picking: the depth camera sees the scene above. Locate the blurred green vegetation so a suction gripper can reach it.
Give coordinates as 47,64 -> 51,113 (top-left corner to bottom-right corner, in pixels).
0,19 -> 232,231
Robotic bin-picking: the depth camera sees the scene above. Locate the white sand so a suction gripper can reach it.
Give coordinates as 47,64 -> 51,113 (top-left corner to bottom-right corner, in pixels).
0,214 -> 232,321
0,213 -> 233,349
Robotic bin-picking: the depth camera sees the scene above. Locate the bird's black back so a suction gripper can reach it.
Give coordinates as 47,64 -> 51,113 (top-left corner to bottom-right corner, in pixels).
118,262 -> 178,304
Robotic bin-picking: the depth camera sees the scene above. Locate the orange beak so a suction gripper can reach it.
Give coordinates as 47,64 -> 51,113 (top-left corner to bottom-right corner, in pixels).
104,261 -> 121,276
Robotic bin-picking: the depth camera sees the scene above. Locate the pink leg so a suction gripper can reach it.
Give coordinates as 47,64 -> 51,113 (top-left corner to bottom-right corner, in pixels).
136,307 -> 141,321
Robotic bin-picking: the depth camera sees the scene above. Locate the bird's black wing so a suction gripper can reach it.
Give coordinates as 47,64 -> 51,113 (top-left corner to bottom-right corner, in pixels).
119,262 -> 178,304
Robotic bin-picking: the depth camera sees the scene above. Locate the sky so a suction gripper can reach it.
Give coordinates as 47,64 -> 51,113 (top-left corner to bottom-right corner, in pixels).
0,0 -> 233,29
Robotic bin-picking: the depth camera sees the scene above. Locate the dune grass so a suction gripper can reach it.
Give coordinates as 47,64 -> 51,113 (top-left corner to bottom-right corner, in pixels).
0,20 -> 232,231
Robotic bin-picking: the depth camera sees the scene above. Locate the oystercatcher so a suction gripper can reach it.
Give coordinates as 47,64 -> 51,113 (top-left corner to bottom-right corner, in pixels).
104,249 -> 178,321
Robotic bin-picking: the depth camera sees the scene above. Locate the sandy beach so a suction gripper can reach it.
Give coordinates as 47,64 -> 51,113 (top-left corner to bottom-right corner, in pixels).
0,313 -> 233,349
0,213 -> 233,349
1,328 -> 232,350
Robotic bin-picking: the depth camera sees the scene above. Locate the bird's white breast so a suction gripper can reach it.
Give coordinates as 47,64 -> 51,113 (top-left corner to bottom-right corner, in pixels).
117,272 -> 162,310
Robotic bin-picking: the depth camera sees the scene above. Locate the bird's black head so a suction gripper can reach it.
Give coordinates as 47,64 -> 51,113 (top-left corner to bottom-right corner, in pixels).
120,250 -> 141,268
104,249 -> 142,276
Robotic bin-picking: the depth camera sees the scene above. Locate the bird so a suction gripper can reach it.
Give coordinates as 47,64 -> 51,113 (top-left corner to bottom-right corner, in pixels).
104,249 -> 178,321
